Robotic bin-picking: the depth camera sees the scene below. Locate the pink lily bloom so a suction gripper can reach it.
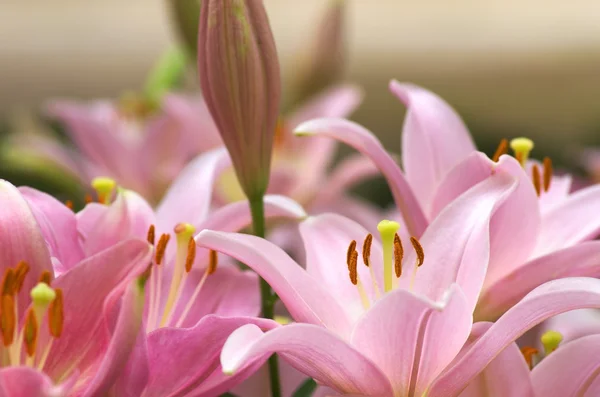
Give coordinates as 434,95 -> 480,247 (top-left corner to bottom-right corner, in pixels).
0,179 -> 152,396
293,81 -> 600,321
196,170 -> 600,396
42,93 -> 222,204
74,149 -> 307,396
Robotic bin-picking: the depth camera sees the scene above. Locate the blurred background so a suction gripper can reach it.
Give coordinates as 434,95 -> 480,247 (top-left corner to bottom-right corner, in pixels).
1,0 -> 600,202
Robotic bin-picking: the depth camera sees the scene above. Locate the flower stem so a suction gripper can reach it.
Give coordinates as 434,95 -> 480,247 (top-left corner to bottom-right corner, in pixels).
249,195 -> 282,397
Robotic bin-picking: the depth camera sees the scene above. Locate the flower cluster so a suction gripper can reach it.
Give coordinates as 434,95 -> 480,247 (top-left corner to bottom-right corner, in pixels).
4,1 -> 600,396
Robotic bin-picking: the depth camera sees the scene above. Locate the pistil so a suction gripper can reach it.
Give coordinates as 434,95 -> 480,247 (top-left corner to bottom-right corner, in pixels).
509,137 -> 534,167
377,220 -> 400,292
91,177 -> 117,205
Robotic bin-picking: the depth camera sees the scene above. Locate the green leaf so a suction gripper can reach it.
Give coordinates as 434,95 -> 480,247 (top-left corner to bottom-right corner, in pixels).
293,378 -> 318,397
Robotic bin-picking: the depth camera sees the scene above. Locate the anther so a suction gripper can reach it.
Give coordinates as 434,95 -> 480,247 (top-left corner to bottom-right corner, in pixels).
185,238 -> 196,273
410,237 -> 425,267
532,164 -> 542,196
147,224 -> 156,246
521,346 -> 538,369
48,288 -> 64,338
155,234 -> 171,265
84,194 -> 93,204
91,177 -> 117,205
347,240 -> 357,269
1,269 -> 15,296
394,233 -> 403,278
543,157 -> 553,192
362,234 -> 373,267
0,295 -> 15,346
23,308 -> 38,357
348,250 -> 359,286
208,250 -> 218,275
510,137 -> 534,167
65,200 -> 74,210
39,271 -> 52,286
541,330 -> 563,356
492,138 -> 508,162
13,261 -> 30,294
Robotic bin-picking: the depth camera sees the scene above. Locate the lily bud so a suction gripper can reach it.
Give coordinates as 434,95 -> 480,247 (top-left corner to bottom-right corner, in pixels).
170,0 -> 202,55
198,0 -> 281,200
289,0 -> 347,107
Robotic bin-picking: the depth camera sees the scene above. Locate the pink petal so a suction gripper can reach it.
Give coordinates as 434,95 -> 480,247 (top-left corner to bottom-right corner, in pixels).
315,154 -> 380,204
195,230 -> 353,336
477,241 -> 600,321
399,170 -> 517,313
77,190 -> 155,256
351,285 -> 471,396
19,186 -> 84,274
145,315 -> 277,397
533,184 -> 600,258
531,334 -> 600,396
156,148 -> 231,233
457,323 -> 534,397
221,323 -> 394,396
231,359 -> 308,397
0,180 -> 53,311
44,240 -> 151,379
390,81 -> 475,211
0,367 -> 70,397
429,277 -> 600,396
110,327 -> 149,397
83,278 -> 147,396
299,213 -> 384,321
535,309 -> 600,347
191,195 -> 306,270
294,118 -> 427,237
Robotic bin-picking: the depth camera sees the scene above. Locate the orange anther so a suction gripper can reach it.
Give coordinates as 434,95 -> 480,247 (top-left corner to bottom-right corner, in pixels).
185,238 -> 197,273
23,308 -> 38,357
492,138 -> 508,162
207,250 -> 218,275
48,288 -> 64,338
410,237 -> 425,267
394,233 -> 403,278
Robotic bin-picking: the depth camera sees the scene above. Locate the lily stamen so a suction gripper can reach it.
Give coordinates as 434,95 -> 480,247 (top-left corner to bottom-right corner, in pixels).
521,346 -> 538,369
362,234 -> 382,298
409,236 -> 424,290
147,233 -> 170,331
543,157 -> 553,192
532,165 -> 542,196
492,138 -> 508,162
23,308 -> 38,366
346,244 -> 369,309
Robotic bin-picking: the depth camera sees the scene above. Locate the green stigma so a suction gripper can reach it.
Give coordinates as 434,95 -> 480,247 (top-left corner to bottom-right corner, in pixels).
174,223 -> 196,243
377,220 -> 400,292
541,330 -> 563,355
91,177 -> 117,205
509,137 -> 534,167
30,282 -> 56,307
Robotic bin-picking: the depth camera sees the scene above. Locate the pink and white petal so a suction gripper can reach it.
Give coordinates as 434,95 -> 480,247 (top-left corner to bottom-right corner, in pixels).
458,323 -> 534,397
0,367 -> 72,397
195,230 -> 353,336
391,81 -> 475,211
400,171 -> 517,312
43,240 -> 151,380
0,180 -> 53,310
429,277 -> 600,396
231,359 -> 308,397
221,323 -> 394,396
476,241 -> 600,321
144,316 -> 278,397
315,154 -> 381,204
78,190 -> 155,256
533,184 -> 600,258
110,326 -> 149,397
300,214 -> 384,321
83,278 -> 147,396
294,118 -> 428,237
536,173 -> 572,214
351,285 -> 471,396
531,334 -> 600,397
156,148 -> 231,233
192,195 -> 306,269
19,186 -> 84,274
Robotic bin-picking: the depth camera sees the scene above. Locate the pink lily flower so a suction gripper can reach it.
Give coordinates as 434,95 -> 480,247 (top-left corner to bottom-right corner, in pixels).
195,170 -> 600,396
73,149 -> 307,396
41,93 -> 222,204
293,81 -> 600,320
0,179 -> 152,396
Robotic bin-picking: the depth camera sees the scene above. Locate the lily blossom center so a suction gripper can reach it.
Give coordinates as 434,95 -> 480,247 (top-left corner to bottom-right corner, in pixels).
91,177 -> 117,205
346,220 -> 425,309
145,223 -> 218,332
520,329 -> 564,369
0,263 -> 64,373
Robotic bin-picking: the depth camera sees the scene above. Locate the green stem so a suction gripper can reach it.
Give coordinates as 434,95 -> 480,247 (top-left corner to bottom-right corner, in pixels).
249,196 -> 282,397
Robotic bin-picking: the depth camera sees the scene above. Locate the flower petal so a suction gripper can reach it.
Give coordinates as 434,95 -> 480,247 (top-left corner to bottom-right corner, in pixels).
299,213 -> 384,321
477,241 -> 600,321
533,184 -> 600,258
43,240 -> 151,379
351,285 -> 471,396
144,315 -> 277,397
195,230 -> 353,336
534,309 -> 600,347
83,278 -> 147,396
155,148 -> 231,233
294,118 -> 427,237
19,186 -> 84,274
390,81 -> 475,210
531,334 -> 600,397
315,154 -> 380,204
429,277 -> 600,396
457,323 -> 534,397
0,367 -> 71,397
399,170 -> 517,313
221,323 -> 394,396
